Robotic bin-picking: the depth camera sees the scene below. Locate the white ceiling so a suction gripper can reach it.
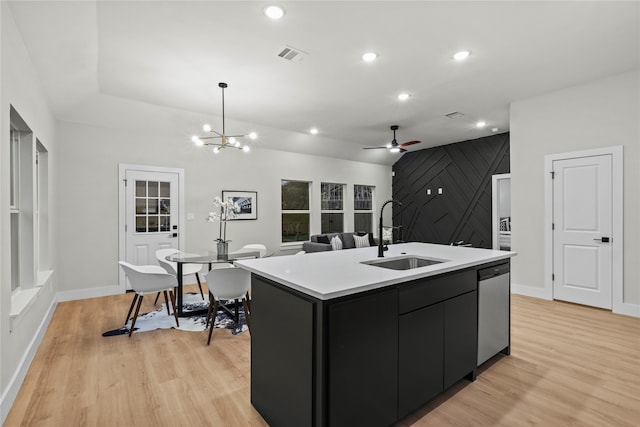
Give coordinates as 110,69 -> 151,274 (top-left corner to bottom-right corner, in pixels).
7,1 -> 640,165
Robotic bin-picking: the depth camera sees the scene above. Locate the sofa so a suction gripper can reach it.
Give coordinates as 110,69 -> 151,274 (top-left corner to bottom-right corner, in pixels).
302,232 -> 377,253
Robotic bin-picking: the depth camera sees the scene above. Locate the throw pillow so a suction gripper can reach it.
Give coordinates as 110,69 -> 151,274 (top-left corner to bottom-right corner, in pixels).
317,235 -> 331,244
330,235 -> 343,251
354,234 -> 370,248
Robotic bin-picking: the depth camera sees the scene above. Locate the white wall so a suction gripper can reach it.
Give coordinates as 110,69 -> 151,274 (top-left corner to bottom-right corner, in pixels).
56,121 -> 392,293
0,3 -> 59,420
510,70 -> 640,308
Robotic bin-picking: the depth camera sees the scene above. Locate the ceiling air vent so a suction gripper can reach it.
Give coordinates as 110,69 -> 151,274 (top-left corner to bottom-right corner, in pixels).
277,45 -> 308,62
445,111 -> 464,119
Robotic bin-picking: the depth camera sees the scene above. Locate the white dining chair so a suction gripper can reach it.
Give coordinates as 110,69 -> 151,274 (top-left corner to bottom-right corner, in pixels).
156,248 -> 205,300
204,265 -> 252,345
118,261 -> 179,337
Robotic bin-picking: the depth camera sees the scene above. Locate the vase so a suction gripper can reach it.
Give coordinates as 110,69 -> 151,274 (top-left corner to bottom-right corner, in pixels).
217,240 -> 229,261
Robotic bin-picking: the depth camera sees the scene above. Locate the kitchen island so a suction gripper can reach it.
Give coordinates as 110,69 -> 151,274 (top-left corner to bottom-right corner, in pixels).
235,242 -> 516,427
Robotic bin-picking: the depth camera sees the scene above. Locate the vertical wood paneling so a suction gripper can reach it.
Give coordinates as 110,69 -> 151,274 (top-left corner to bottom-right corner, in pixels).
393,133 -> 510,248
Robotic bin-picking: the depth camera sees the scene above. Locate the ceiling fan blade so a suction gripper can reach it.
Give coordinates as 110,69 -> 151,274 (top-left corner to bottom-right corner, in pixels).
399,140 -> 421,148
362,146 -> 389,150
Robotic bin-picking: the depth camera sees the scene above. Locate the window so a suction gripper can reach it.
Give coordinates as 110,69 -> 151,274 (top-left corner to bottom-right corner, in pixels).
8,107 -> 50,305
9,109 -> 35,293
354,184 -> 375,234
10,125 -> 19,210
321,182 -> 345,233
135,180 -> 172,233
10,124 -> 22,292
281,180 -> 310,243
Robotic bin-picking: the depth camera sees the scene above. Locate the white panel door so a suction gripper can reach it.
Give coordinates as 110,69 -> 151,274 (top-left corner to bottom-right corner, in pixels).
125,169 -> 180,268
552,154 -> 612,309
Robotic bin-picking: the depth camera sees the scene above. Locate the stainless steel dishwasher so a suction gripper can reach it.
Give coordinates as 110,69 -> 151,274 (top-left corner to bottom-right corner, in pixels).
477,263 -> 511,366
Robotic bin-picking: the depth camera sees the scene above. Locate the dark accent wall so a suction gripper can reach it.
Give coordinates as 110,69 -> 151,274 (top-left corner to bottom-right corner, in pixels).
392,132 -> 509,248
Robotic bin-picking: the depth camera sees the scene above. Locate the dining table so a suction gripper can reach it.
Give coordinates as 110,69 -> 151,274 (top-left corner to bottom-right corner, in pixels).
166,249 -> 273,317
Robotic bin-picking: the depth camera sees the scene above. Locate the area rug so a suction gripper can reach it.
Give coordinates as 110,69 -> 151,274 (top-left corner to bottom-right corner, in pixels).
102,293 -> 248,336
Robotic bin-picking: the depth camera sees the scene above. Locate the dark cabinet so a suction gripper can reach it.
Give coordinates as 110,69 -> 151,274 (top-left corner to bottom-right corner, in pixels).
251,264 -> 487,427
328,288 -> 399,427
398,270 -> 478,419
399,303 -> 444,418
444,290 -> 478,388
250,276 -> 315,427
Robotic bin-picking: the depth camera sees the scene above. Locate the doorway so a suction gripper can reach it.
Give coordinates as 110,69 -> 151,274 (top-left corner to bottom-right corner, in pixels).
492,174 -> 511,250
118,164 -> 185,291
545,147 -> 623,310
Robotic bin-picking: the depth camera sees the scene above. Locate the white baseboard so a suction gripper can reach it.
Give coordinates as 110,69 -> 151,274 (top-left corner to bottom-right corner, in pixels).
511,282 -> 552,300
613,301 -> 640,318
513,283 -> 639,318
56,285 -> 122,302
0,296 -> 57,425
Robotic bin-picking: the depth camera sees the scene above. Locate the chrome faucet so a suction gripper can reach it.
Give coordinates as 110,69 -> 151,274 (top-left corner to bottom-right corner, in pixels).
378,199 -> 403,257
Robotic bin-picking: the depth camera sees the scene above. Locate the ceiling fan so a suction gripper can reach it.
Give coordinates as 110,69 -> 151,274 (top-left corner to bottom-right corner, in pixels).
363,125 -> 421,153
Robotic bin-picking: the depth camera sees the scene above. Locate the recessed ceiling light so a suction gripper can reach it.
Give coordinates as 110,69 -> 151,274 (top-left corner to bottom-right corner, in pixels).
491,127 -> 499,132
453,50 -> 471,61
248,132 -> 258,140
397,93 -> 411,101
264,5 -> 285,19
310,128 -> 319,135
362,52 -> 377,62
476,121 -> 487,128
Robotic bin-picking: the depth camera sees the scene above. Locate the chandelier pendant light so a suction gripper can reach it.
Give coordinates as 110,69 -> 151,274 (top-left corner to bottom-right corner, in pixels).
191,82 -> 257,153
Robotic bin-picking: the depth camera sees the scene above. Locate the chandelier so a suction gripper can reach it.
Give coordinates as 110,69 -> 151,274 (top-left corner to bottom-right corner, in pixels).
191,82 -> 257,153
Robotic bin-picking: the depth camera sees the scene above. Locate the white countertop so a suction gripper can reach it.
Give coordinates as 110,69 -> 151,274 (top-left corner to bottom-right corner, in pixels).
234,242 -> 516,300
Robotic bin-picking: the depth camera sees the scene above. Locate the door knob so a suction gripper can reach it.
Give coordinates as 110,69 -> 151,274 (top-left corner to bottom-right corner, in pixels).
169,233 -> 178,238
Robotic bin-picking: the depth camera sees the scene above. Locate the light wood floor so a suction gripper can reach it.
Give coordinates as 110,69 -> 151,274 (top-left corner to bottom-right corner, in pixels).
5,290 -> 640,427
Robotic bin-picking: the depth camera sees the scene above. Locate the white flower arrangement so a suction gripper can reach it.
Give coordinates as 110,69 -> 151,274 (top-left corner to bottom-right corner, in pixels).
206,196 -> 241,242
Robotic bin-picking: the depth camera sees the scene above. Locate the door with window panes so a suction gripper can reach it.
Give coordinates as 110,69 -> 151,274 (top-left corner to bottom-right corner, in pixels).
125,169 -> 180,273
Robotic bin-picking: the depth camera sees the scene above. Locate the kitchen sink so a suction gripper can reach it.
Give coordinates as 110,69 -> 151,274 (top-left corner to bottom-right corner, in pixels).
361,255 -> 446,270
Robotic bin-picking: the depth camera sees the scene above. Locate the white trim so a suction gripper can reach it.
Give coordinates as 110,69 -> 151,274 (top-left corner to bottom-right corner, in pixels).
613,302 -> 640,318
56,285 -> 122,303
511,283 -> 552,300
0,297 -> 57,425
9,288 -> 40,319
544,146 -> 624,313
118,164 -> 185,291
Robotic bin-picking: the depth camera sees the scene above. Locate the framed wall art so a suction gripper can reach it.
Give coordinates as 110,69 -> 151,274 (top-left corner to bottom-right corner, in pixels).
222,190 -> 257,220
